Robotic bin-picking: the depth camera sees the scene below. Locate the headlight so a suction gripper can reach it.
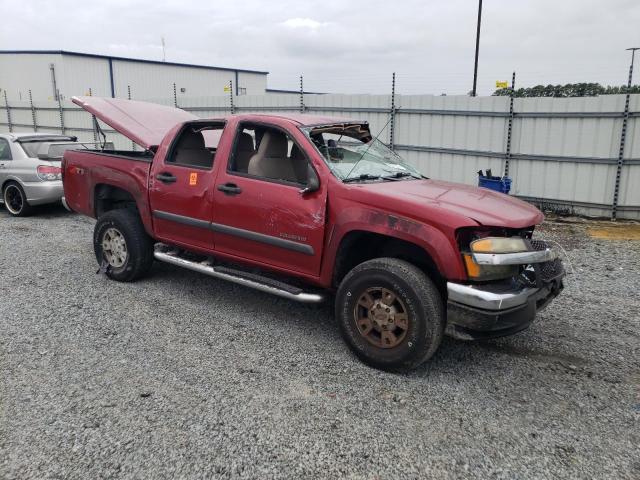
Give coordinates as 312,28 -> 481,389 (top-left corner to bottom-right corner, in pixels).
462,253 -> 519,281
37,165 -> 62,181
462,237 -> 527,281
471,237 -> 528,254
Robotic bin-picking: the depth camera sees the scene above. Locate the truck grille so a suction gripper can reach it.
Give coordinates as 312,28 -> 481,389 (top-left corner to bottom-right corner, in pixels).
530,239 -> 564,281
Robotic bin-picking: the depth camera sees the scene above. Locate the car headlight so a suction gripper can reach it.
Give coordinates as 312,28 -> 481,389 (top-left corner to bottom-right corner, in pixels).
461,237 -> 527,281
470,237 -> 528,254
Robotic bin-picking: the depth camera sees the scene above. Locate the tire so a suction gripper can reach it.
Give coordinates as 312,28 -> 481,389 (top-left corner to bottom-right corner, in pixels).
336,257 -> 445,372
93,209 -> 154,282
3,181 -> 33,217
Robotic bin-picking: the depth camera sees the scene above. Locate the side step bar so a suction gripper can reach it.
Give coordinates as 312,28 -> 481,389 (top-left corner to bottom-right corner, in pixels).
153,248 -> 326,304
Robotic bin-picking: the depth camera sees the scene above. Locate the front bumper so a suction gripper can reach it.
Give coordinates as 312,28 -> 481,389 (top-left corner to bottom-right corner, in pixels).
445,255 -> 565,340
22,180 -> 63,206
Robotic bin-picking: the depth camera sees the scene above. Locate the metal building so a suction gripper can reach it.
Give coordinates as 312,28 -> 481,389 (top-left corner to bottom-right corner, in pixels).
0,50 -> 268,101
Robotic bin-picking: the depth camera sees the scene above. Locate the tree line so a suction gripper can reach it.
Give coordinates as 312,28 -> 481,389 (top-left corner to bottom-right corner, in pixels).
492,83 -> 640,97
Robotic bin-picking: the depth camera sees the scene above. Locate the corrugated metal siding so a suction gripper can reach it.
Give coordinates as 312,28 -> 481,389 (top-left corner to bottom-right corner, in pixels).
60,55 -> 112,98
1,93 -> 638,218
0,53 -> 62,101
112,60 -> 234,99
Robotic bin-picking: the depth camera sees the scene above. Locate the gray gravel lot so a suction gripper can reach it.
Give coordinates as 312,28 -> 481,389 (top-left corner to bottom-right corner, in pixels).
1,204 -> 639,479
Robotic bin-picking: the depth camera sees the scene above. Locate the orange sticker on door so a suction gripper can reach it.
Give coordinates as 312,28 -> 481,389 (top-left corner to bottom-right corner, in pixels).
189,172 -> 198,186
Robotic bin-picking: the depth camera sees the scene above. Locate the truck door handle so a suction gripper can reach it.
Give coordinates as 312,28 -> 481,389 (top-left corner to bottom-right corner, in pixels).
156,172 -> 177,184
217,183 -> 242,195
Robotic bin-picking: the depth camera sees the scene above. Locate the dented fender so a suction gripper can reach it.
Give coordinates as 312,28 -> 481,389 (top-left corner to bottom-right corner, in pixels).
320,205 -> 468,285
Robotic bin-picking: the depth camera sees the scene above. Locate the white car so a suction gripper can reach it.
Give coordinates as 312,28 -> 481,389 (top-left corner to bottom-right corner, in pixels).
0,132 -> 105,216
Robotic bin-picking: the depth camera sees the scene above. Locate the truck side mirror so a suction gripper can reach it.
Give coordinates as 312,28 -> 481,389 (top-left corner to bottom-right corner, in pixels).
299,163 -> 320,195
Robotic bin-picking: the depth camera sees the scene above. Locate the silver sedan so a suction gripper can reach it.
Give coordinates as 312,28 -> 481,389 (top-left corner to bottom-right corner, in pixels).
0,133 -> 95,216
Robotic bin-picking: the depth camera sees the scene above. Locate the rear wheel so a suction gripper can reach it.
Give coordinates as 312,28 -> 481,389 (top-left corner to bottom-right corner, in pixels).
93,209 -> 154,282
3,182 -> 33,217
336,257 -> 445,371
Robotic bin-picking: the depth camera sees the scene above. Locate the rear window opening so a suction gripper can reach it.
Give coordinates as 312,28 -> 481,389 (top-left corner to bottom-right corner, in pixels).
166,122 -> 225,170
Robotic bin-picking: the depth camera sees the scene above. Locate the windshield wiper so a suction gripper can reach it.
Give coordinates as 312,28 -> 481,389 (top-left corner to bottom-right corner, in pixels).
381,171 -> 423,180
343,173 -> 382,183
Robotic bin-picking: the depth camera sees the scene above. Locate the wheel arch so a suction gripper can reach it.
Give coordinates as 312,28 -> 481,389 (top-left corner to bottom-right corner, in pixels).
332,229 -> 447,296
92,183 -> 155,237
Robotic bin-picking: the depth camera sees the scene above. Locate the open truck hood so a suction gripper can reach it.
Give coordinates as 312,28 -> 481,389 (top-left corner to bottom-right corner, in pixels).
72,96 -> 197,150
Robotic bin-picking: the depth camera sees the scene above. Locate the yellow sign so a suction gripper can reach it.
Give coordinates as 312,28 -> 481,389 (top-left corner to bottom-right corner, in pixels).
189,172 -> 198,186
223,86 -> 231,92
496,81 -> 509,89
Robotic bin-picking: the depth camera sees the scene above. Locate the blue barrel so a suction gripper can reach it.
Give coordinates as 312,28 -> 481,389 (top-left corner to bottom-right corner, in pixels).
478,170 -> 511,194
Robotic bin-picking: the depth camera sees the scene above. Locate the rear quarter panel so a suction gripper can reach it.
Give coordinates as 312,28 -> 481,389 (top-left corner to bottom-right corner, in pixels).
63,150 -> 154,233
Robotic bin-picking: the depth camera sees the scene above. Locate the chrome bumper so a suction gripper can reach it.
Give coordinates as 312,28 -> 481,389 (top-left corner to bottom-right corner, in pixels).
61,196 -> 72,211
447,282 -> 538,311
446,266 -> 565,340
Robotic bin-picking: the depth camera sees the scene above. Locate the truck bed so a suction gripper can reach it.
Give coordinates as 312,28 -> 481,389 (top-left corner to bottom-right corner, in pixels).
62,149 -> 154,230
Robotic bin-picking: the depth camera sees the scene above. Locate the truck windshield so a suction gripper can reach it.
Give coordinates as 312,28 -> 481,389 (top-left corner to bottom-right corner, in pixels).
302,124 -> 422,182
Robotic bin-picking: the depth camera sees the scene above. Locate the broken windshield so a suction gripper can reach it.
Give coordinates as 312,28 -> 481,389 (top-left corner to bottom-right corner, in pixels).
302,124 -> 422,182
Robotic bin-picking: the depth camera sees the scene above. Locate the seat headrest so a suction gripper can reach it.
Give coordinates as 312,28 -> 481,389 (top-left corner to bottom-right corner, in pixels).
237,132 -> 255,152
259,131 -> 287,158
177,129 -> 205,150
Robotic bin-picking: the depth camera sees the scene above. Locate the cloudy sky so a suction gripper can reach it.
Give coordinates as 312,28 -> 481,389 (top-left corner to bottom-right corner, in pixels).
1,0 -> 639,95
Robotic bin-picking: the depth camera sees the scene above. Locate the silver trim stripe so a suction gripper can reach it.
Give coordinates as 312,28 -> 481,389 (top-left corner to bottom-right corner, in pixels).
152,210 -> 315,256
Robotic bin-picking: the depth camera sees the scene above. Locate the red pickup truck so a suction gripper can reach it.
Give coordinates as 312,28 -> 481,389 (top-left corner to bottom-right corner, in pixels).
63,96 -> 564,371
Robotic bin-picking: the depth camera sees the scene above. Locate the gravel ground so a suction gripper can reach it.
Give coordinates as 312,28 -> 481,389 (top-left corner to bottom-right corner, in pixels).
1,204 -> 638,479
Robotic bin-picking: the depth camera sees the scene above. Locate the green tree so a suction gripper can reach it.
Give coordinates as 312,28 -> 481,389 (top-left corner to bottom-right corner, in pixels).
492,83 -> 640,97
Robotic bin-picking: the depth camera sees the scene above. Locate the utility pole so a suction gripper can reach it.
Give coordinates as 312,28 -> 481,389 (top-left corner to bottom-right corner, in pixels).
471,0 -> 482,96
161,37 -> 166,62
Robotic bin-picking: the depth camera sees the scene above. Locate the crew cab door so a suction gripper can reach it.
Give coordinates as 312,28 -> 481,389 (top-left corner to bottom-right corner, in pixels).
211,121 -> 327,276
148,121 -> 225,252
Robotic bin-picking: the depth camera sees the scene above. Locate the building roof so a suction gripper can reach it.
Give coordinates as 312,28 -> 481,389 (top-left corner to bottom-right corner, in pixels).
0,50 -> 268,75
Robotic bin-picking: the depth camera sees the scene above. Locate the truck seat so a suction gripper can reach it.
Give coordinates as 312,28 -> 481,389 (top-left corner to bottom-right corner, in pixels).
248,131 -> 296,182
234,132 -> 255,173
174,129 -> 213,168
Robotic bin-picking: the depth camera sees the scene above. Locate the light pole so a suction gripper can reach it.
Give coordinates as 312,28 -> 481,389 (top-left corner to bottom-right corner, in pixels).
471,0 -> 483,96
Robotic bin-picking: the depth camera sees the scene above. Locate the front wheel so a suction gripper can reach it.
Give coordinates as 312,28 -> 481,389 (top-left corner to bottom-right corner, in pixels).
336,258 -> 445,371
93,209 -> 154,282
3,181 -> 33,217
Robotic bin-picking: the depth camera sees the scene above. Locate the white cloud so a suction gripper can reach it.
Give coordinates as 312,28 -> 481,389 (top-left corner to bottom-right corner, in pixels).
281,18 -> 329,30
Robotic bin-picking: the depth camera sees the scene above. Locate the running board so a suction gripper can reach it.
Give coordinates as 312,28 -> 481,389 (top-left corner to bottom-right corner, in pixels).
153,248 -> 326,304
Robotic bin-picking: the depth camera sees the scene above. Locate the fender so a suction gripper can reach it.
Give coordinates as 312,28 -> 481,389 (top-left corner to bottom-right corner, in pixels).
319,206 -> 468,286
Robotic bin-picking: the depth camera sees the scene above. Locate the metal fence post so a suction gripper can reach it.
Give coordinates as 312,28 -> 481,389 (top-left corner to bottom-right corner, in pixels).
229,80 -> 235,114
3,91 -> 12,133
389,72 -> 396,150
128,85 -> 136,150
29,90 -> 37,132
504,71 -> 516,177
299,75 -> 305,113
173,83 -> 178,108
612,62 -> 634,220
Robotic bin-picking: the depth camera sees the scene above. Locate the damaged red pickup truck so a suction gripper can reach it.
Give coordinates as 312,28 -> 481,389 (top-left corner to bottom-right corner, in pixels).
63,97 -> 564,371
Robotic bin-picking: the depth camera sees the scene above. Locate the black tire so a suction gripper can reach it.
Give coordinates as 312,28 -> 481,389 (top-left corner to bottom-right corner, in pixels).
336,258 -> 445,372
3,181 -> 33,217
93,209 -> 154,282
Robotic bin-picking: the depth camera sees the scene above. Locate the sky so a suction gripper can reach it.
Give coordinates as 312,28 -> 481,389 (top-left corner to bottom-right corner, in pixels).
1,0 -> 639,95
